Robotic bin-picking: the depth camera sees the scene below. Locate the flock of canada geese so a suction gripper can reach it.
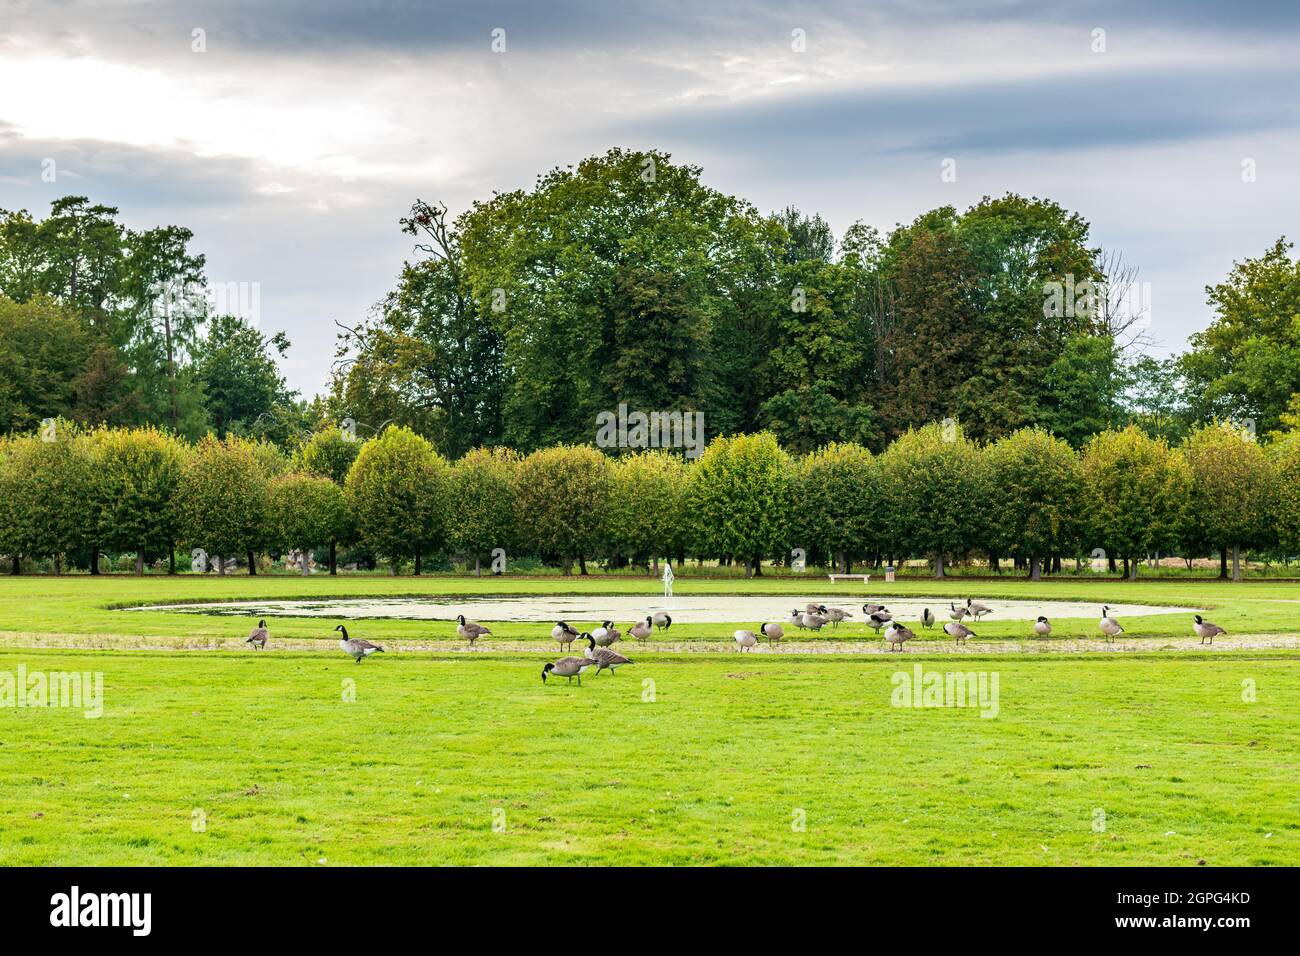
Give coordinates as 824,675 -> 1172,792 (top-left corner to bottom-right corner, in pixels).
241,600 -> 1229,681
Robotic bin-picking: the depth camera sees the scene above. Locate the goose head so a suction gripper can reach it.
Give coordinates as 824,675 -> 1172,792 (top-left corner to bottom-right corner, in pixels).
582,634 -> 595,648
1194,614 -> 1203,624
1037,616 -> 1048,623
456,614 -> 467,625
258,619 -> 265,628
541,663 -> 554,682
334,624 -> 348,638
602,620 -> 613,629
818,605 -> 828,614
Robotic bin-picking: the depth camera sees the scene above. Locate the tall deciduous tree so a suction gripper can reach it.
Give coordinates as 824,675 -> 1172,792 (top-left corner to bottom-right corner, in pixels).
604,450 -> 689,573
0,423 -> 98,574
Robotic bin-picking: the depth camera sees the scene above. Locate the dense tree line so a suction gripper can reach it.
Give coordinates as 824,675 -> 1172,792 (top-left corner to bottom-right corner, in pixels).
2,420 -> 1297,580
8,153 -> 1300,461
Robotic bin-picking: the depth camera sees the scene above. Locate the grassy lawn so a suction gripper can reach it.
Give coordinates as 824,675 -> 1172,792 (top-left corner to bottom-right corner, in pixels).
1,574 -> 1297,865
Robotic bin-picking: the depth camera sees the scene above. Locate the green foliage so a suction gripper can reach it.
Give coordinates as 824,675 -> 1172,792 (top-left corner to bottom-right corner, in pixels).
1181,237 -> 1300,436
604,450 -> 689,566
447,447 -> 519,563
90,426 -> 186,568
191,314 -> 297,439
1080,426 -> 1190,575
296,426 -> 360,485
1181,423 -> 1275,559
982,428 -> 1083,574
345,426 -> 449,567
687,432 -> 791,571
792,442 -> 880,570
879,422 -> 984,576
268,473 -> 350,561
0,422 -> 97,570
1268,432 -> 1300,555
175,435 -> 269,571
511,445 -> 612,570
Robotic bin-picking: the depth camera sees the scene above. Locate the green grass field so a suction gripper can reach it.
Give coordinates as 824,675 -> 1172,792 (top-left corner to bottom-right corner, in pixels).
1,573 -> 1297,865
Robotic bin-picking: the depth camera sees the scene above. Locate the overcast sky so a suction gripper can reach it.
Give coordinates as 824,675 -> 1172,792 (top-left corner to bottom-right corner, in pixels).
2,1 -> 1298,396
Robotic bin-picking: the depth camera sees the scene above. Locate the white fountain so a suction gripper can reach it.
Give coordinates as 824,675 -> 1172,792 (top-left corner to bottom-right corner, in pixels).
661,562 -> 675,608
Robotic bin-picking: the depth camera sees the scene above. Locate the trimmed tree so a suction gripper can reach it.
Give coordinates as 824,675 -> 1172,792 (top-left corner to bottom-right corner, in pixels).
1081,426 -> 1190,579
1182,423 -> 1276,580
176,435 -> 269,575
1270,432 -> 1300,561
268,473 -> 350,575
793,442 -> 881,573
297,425 -> 361,572
345,426 -> 448,573
91,425 -> 186,575
605,450 -> 689,574
687,432 -> 792,577
448,447 -> 519,575
879,422 -> 983,578
982,428 -> 1083,579
512,445 -> 612,575
0,423 -> 97,574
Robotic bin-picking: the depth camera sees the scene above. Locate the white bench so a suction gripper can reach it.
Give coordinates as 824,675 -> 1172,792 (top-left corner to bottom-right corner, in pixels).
827,574 -> 871,584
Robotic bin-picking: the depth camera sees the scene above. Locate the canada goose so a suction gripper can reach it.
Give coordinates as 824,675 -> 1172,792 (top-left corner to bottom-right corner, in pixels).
948,602 -> 969,621
1033,616 -> 1052,638
944,621 -> 976,646
865,609 -> 893,631
592,620 -> 621,647
583,635 -> 632,675
966,598 -> 993,621
456,614 -> 492,645
789,608 -> 806,629
801,611 -> 828,630
920,608 -> 935,629
336,624 -> 384,662
862,602 -> 886,615
542,657 -> 589,685
552,620 -> 579,650
760,622 -> 784,645
884,622 -> 915,652
1193,614 -> 1225,645
734,629 -> 758,651
1098,606 -> 1124,643
629,617 -> 653,642
651,611 -> 672,631
823,606 -> 851,627
245,619 -> 269,650
805,603 -> 824,615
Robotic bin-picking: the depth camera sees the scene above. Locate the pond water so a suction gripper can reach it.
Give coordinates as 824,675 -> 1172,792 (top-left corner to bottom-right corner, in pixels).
129,595 -> 1202,624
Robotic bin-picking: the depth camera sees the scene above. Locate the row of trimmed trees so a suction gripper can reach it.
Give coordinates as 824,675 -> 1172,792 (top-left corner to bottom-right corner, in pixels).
0,421 -> 1295,579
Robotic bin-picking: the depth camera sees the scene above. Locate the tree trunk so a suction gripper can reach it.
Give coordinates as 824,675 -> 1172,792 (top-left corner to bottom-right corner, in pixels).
218,555 -> 226,576
1232,544 -> 1242,582
990,555 -> 1000,573
1030,556 -> 1041,580
752,557 -> 763,576
1052,555 -> 1062,574
89,548 -> 100,575
11,554 -> 19,575
1128,557 -> 1138,581
329,540 -> 337,575
169,549 -> 176,574
301,548 -> 310,576
563,558 -> 573,577
744,559 -> 753,578
1219,549 -> 1229,580
1108,556 -> 1116,574
53,555 -> 62,576
475,554 -> 481,577
247,550 -> 256,575
135,551 -> 144,576
934,552 -> 945,579
579,556 -> 588,575
414,554 -> 422,576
